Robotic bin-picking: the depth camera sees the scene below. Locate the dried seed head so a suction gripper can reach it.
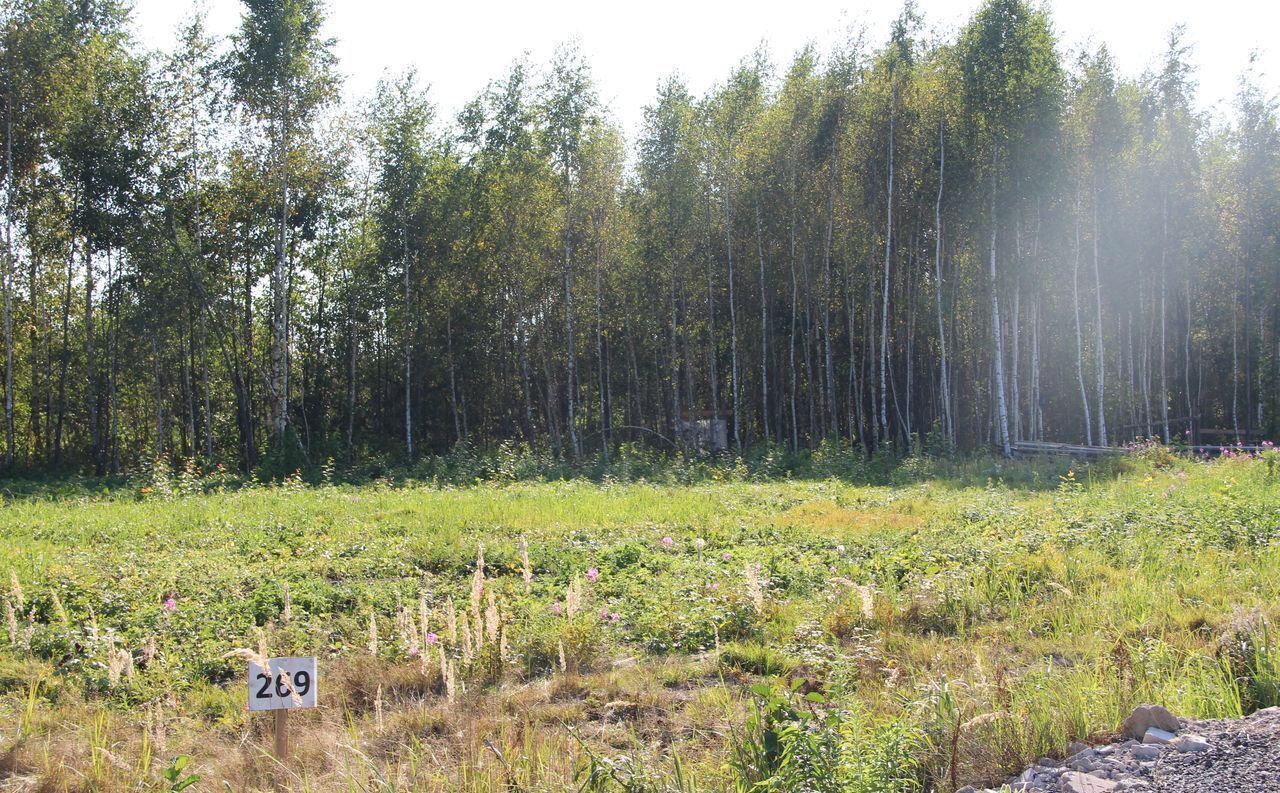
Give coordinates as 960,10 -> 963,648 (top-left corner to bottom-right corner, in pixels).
9,571 -> 23,611
520,537 -> 533,592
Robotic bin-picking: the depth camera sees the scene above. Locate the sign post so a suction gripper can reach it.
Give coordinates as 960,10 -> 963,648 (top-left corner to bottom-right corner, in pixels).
247,656 -> 317,762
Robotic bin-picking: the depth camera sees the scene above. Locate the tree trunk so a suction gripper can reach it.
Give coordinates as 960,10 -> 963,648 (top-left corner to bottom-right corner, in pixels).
2,70 -> 13,469
448,313 -> 462,445
988,153 -> 1011,458
933,121 -> 952,450
822,133 -> 837,439
704,196 -> 719,433
1031,295 -> 1042,441
564,215 -> 579,461
85,239 -> 101,474
272,106 -> 291,448
755,201 -> 769,443
1092,177 -> 1108,446
403,230 -> 413,463
879,100 -> 893,447
1159,192 -> 1169,443
725,183 -> 741,451
594,219 -> 608,461
1011,276 -> 1021,443
1073,194 -> 1093,445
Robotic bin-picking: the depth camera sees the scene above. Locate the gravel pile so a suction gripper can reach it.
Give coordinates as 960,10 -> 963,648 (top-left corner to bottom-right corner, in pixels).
958,705 -> 1280,793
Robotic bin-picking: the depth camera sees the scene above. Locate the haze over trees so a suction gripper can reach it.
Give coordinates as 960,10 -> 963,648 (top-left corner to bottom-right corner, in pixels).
0,0 -> 1276,474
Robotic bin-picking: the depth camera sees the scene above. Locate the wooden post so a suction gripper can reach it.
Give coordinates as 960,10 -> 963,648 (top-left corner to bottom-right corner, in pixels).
273,708 -> 289,761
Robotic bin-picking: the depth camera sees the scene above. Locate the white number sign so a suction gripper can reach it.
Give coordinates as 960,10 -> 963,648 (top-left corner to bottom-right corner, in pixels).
247,656 -> 318,711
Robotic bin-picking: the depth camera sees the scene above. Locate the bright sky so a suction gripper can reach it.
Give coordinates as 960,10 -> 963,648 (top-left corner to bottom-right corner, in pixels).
131,0 -> 1276,134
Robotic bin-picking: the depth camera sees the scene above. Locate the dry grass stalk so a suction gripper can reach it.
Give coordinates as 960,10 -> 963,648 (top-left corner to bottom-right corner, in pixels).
52,590 -> 69,624
854,585 -> 876,619
745,564 -> 767,614
374,684 -> 385,733
565,575 -> 582,620
558,639 -> 567,673
418,593 -> 430,646
443,656 -> 456,703
368,612 -> 379,656
397,601 -> 420,659
470,542 -> 486,641
520,537 -> 533,593
9,570 -> 22,610
484,589 -> 499,643
224,646 -> 271,670
460,613 -> 474,666
148,701 -> 167,754
1047,581 -> 1075,599
4,598 -> 15,645
20,606 -> 35,649
282,581 -> 293,622
470,569 -> 485,647
107,640 -> 134,687
445,597 -> 458,643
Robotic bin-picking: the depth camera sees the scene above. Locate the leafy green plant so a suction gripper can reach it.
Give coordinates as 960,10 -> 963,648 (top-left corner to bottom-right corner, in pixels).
161,755 -> 200,792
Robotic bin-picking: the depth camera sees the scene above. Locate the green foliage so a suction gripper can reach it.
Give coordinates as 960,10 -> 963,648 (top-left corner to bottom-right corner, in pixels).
161,755 -> 200,792
719,643 -> 797,678
4,448 -> 1280,789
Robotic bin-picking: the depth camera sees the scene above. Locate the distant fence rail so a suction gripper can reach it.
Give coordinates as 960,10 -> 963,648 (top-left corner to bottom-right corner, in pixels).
1011,440 -> 1273,459
1011,441 -> 1120,459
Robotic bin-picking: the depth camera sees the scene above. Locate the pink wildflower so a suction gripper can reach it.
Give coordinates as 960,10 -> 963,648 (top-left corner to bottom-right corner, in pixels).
424,632 -> 439,645
162,597 -> 177,612
586,567 -> 599,583
661,536 -> 674,548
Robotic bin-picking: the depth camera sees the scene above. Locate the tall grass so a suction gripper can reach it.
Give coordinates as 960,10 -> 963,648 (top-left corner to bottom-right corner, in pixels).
1,453 -> 1277,791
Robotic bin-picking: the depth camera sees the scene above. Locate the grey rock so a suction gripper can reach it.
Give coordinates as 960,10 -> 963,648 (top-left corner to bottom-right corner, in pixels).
1061,770 -> 1121,792
1121,704 -> 1182,740
1142,727 -> 1175,744
1130,744 -> 1160,761
1169,733 -> 1211,753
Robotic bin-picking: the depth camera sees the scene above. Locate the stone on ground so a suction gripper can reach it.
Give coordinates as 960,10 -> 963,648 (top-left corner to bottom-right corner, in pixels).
1061,771 -> 1120,792
1141,727 -> 1175,744
1121,704 -> 1181,740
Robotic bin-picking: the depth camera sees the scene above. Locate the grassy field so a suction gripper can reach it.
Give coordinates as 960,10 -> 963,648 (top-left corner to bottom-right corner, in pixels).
2,448 -> 1279,792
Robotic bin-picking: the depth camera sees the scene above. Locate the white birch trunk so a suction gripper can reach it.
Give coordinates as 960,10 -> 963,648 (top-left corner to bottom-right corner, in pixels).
933,121 -> 951,449
1073,194 -> 1093,445
988,154 -> 1011,458
1092,177 -> 1108,445
879,100 -> 894,446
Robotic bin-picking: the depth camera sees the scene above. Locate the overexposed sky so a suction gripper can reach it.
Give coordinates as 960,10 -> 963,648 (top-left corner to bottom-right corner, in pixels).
131,0 -> 1276,134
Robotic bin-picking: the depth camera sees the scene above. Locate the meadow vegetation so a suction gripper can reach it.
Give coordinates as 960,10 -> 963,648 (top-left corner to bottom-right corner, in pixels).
2,445 -> 1279,792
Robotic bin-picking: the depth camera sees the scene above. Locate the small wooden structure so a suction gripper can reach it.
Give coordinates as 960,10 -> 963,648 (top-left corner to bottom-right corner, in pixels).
1011,440 -> 1120,459
676,413 -> 729,452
